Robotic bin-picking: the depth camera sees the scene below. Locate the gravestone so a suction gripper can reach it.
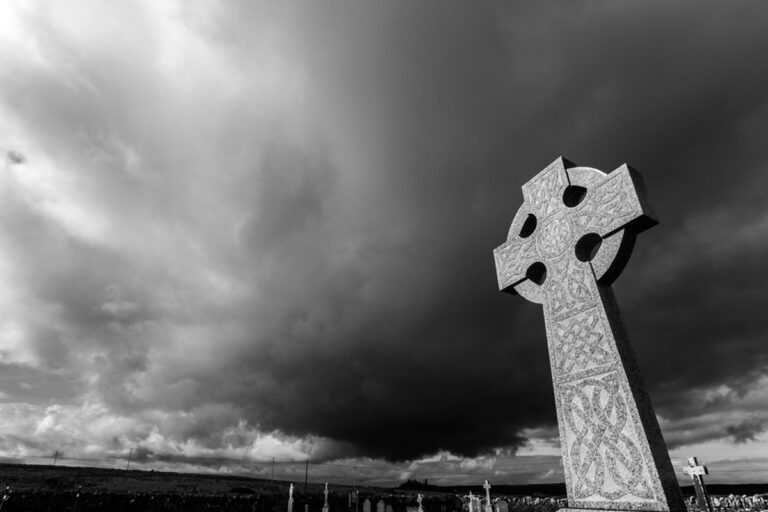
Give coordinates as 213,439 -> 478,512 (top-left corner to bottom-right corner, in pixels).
682,457 -> 713,512
377,500 -> 386,512
417,494 -> 424,512
323,483 -> 330,512
467,492 -> 476,512
494,500 -> 509,512
364,499 -> 372,512
471,495 -> 482,512
386,505 -> 394,512
288,484 -> 294,512
493,158 -> 684,512
483,481 -> 492,512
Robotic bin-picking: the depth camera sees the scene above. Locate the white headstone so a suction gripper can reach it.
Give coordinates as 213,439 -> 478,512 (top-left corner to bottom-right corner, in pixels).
363,499 -> 371,512
377,500 -> 385,512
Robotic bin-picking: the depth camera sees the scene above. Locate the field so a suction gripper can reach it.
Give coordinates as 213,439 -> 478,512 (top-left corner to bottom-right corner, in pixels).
0,463 -> 767,512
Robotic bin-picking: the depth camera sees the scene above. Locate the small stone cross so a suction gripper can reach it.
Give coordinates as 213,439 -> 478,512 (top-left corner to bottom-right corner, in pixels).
483,481 -> 492,512
682,457 -> 713,512
323,482 -> 330,512
493,158 -> 684,512
288,484 -> 294,512
468,491 -> 475,512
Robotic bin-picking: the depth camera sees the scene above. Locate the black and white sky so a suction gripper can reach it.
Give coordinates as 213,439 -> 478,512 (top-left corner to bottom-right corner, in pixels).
2,0 -> 768,486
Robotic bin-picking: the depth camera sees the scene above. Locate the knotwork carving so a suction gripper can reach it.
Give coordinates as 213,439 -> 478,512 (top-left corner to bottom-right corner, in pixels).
562,372 -> 655,502
573,172 -> 637,235
552,307 -> 613,379
537,214 -> 574,259
546,256 -> 595,320
525,164 -> 567,217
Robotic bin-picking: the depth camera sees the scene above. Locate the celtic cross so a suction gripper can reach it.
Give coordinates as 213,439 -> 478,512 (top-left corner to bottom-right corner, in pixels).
494,158 -> 684,512
682,458 -> 713,512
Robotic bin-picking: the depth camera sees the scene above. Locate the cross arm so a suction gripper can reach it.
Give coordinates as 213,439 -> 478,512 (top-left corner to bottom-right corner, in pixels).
571,164 -> 658,238
494,236 -> 539,293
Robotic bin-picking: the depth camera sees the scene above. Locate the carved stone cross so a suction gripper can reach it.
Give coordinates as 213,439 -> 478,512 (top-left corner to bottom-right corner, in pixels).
682,457 -> 713,512
483,480 -> 493,512
494,158 -> 684,512
323,482 -> 330,512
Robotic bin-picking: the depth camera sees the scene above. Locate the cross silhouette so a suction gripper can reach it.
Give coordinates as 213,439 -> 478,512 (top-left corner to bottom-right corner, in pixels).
682,457 -> 713,512
494,158 -> 684,512
483,480 -> 492,512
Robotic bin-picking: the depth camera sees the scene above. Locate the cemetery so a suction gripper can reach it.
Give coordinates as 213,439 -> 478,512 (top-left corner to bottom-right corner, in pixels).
0,460 -> 767,512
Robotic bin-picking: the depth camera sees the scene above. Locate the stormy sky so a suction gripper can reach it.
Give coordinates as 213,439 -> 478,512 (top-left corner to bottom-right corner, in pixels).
2,0 -> 768,486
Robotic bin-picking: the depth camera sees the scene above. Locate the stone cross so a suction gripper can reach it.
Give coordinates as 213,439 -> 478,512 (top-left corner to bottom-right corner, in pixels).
288,484 -> 294,512
417,494 -> 424,512
493,158 -> 684,512
682,457 -> 713,512
323,482 -> 330,512
483,481 -> 492,512
468,492 -> 475,512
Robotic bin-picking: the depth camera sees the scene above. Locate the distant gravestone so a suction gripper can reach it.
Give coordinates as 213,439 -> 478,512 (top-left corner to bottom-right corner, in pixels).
288,484 -> 294,512
482,481 -> 492,512
376,500 -> 385,512
467,492 -> 475,512
386,505 -> 394,512
471,496 -> 482,512
682,457 -> 713,512
494,500 -> 509,512
493,158 -> 685,512
364,499 -> 372,512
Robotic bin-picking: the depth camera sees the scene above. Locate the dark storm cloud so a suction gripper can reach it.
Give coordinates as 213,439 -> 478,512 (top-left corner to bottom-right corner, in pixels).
2,0 -> 768,473
210,0 -> 768,461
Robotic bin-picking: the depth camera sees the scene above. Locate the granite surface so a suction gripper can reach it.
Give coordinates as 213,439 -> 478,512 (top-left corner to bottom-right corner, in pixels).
494,158 -> 685,512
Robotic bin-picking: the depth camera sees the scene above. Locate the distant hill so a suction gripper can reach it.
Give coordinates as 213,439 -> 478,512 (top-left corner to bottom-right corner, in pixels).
2,463 -> 768,498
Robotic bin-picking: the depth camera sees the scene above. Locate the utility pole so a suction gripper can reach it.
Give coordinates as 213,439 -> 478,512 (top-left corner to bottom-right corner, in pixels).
126,448 -> 133,470
271,457 -> 275,484
354,466 -> 359,512
304,459 -> 309,494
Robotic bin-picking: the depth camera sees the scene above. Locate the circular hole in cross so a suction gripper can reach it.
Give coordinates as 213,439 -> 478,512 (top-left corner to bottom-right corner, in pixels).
519,214 -> 537,238
575,233 -> 603,262
563,185 -> 587,207
525,262 -> 547,285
